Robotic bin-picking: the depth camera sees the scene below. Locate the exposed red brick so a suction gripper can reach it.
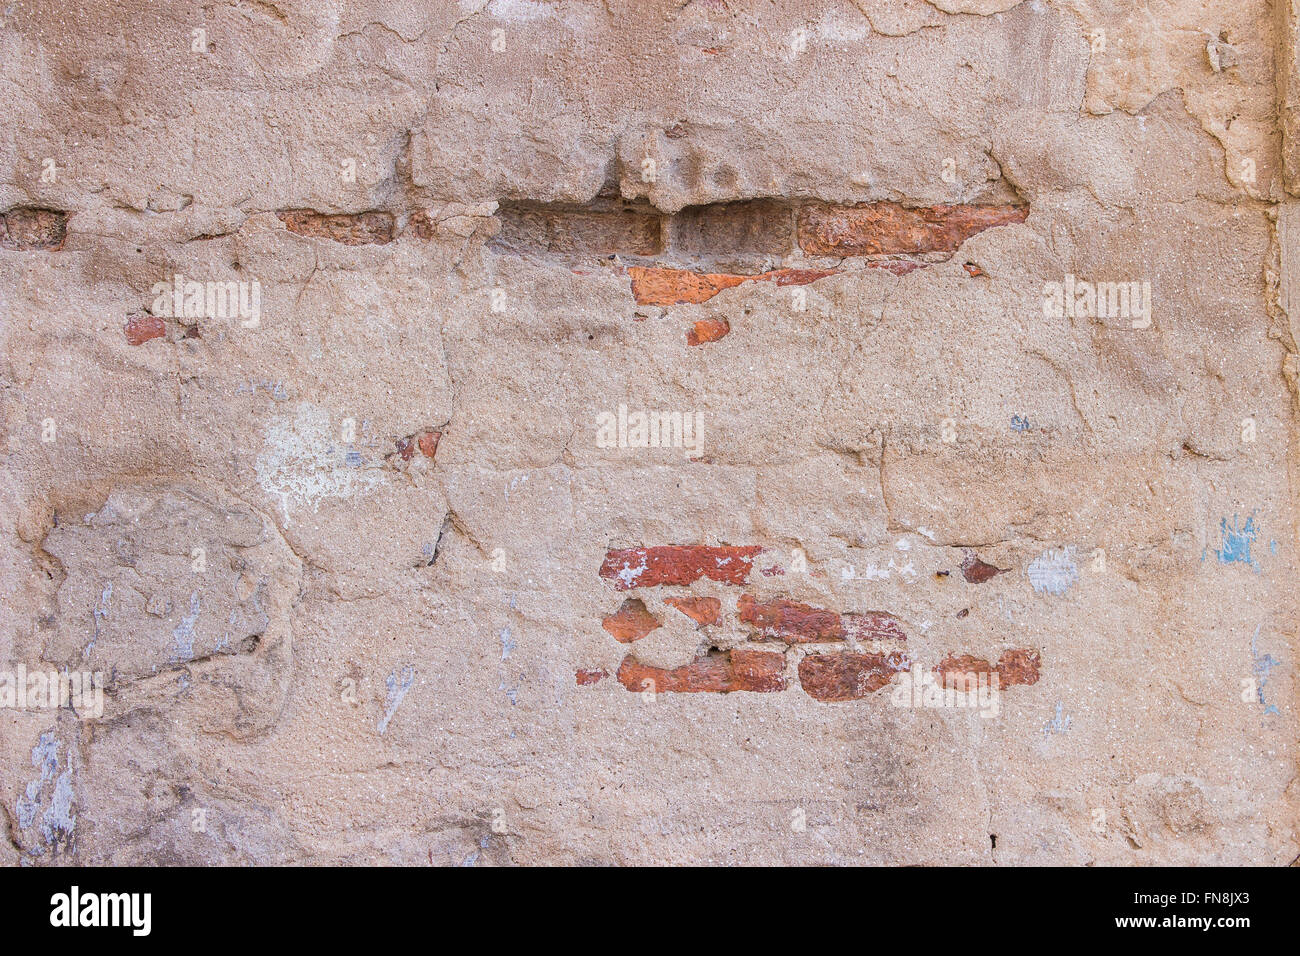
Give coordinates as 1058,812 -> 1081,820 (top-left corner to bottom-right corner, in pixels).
935,653 -> 996,691
935,649 -> 1041,689
760,565 -> 785,576
963,262 -> 985,277
396,437 -> 415,461
616,649 -> 786,694
601,598 -> 661,643
769,267 -> 839,286
600,545 -> 762,590
575,668 -> 608,686
842,611 -> 907,642
628,266 -> 837,305
687,317 -> 730,346
798,651 -> 910,701
737,594 -> 844,643
123,314 -> 166,346
996,648 -> 1041,687
960,551 -> 1005,583
278,209 -> 395,245
418,430 -> 441,458
0,208 -> 69,251
797,202 -> 1028,257
665,596 -> 720,625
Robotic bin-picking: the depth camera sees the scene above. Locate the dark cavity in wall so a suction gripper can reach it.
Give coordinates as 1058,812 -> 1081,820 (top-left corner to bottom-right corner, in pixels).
490,197 -> 664,257
0,207 -> 70,251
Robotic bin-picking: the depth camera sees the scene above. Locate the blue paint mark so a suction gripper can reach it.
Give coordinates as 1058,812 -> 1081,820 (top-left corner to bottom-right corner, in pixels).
1251,626 -> 1281,717
1270,539 -> 1278,555
1043,702 -> 1072,736
345,450 -> 363,467
1209,513 -> 1260,571
1010,414 -> 1031,432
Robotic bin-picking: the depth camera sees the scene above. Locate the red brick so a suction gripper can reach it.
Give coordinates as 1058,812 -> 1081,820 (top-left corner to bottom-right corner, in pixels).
996,648 -> 1041,687
417,430 -> 441,459
842,611 -> 907,642
935,653 -> 996,691
737,594 -> 844,643
601,598 -> 661,643
0,208 -> 68,251
278,209 -> 395,245
798,651 -> 910,701
934,649 -> 1041,689
616,649 -> 786,694
575,668 -> 608,686
665,596 -> 721,625
687,317 -> 730,346
960,550 -> 1004,583
123,314 -> 166,346
599,545 -> 762,590
395,437 -> 415,461
628,266 -> 837,305
797,202 -> 1028,257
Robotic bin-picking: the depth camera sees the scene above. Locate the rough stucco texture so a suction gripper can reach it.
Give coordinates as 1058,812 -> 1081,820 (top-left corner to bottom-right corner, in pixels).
1,0 -> 1298,866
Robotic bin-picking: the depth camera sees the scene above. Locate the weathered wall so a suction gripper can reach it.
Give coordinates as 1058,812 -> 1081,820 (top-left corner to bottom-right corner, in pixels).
1,0 -> 1296,865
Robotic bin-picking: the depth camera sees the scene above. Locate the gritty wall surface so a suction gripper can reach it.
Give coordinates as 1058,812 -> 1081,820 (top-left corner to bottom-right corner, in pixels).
0,0 -> 1297,866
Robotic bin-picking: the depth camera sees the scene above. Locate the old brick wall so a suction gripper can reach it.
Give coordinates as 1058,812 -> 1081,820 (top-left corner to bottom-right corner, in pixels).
0,0 -> 1296,865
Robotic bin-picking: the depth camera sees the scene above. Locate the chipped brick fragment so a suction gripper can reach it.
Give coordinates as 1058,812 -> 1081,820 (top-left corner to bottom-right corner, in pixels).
616,649 -> 786,694
961,550 -> 1005,583
278,209 -> 395,245
737,594 -> 844,642
797,202 -> 1028,257
599,545 -> 762,590
842,611 -> 907,642
799,651 -> 911,701
964,262 -> 985,277
665,596 -> 720,625
417,430 -> 441,458
396,437 -> 415,461
0,207 -> 69,250
575,668 -> 607,686
601,598 -> 661,643
628,266 -> 836,305
687,317 -> 730,346
996,648 -> 1041,687
124,314 -> 166,345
